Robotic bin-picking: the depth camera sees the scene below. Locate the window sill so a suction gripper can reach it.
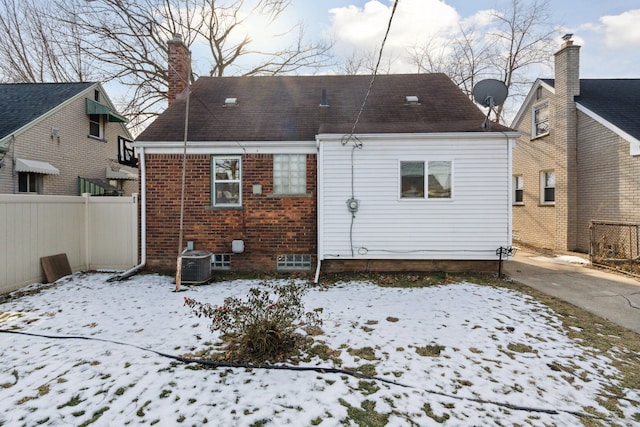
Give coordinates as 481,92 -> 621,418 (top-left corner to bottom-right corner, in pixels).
88,135 -> 107,143
267,193 -> 312,198
513,202 -> 524,206
205,205 -> 244,211
538,202 -> 555,207
530,132 -> 549,141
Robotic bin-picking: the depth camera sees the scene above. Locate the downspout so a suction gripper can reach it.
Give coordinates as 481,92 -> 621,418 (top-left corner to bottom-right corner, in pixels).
11,135 -> 16,194
314,136 -> 322,283
108,146 -> 146,281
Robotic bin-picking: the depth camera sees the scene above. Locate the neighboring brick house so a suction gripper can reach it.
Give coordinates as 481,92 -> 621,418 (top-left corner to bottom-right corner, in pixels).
511,36 -> 640,253
0,82 -> 137,196
134,36 -> 519,274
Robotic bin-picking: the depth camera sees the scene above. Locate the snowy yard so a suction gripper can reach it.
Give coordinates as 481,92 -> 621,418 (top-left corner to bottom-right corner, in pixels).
0,272 -> 639,426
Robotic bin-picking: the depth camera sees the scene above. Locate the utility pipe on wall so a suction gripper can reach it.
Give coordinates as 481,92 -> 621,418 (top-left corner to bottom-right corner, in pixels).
108,146 -> 146,282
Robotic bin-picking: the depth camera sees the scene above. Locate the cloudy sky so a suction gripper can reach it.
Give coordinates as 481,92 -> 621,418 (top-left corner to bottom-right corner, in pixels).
292,0 -> 640,79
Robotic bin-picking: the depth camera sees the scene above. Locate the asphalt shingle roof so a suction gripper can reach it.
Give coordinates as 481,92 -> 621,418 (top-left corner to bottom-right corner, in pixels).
137,74 -> 508,142
577,79 -> 640,141
542,78 -> 640,141
0,82 -> 94,140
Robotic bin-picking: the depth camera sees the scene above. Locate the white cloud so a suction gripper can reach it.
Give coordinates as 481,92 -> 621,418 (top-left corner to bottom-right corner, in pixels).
461,8 -> 497,29
329,0 -> 461,64
600,9 -> 640,48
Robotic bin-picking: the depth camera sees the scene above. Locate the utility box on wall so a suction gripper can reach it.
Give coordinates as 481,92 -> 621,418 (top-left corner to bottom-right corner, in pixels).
181,250 -> 212,284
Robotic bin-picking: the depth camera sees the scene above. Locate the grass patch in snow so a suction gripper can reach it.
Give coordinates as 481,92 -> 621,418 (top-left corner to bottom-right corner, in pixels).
339,399 -> 388,427
415,344 -> 446,357
422,403 -> 451,423
347,347 -> 377,361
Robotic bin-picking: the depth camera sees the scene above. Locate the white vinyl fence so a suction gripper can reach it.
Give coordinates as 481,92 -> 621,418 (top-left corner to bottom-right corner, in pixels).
0,194 -> 138,293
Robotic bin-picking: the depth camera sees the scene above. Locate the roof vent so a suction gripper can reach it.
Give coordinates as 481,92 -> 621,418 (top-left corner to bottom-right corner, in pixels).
405,95 -> 419,104
224,97 -> 238,106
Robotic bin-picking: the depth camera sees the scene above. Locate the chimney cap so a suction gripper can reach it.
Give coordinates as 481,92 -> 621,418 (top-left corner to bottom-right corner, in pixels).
172,33 -> 183,41
562,33 -> 573,41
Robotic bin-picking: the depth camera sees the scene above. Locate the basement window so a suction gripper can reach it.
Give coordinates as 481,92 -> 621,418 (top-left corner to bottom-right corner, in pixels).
277,254 -> 311,271
211,254 -> 231,270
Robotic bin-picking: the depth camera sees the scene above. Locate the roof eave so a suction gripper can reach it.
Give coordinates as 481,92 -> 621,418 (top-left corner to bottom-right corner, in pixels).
510,78 -> 555,128
576,102 -> 640,152
0,82 -> 100,145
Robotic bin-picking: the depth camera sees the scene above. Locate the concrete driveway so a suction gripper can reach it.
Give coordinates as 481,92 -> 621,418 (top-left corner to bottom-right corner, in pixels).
504,250 -> 640,334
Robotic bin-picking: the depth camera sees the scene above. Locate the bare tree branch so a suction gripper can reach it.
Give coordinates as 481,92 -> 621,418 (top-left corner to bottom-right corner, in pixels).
0,0 -> 97,82
407,0 -> 556,123
0,0 -> 332,131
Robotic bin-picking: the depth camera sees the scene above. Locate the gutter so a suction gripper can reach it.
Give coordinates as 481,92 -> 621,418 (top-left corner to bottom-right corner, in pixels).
108,146 -> 146,281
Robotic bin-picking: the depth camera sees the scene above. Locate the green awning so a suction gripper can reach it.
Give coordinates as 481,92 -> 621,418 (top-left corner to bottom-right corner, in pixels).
85,98 -> 127,123
78,176 -> 123,196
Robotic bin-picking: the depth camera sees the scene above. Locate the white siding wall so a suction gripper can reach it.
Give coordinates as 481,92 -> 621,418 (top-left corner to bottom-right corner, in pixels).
318,134 -> 512,260
0,194 -> 138,293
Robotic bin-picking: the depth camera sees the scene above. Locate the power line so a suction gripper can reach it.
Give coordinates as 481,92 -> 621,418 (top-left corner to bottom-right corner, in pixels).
346,0 -> 400,141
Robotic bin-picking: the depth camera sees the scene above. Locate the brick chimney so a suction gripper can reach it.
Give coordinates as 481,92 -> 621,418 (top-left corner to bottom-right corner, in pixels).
553,34 -> 580,251
167,33 -> 191,106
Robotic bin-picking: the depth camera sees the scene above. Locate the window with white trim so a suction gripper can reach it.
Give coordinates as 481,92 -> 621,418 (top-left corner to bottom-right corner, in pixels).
273,154 -> 306,194
89,114 -> 103,138
212,156 -> 241,206
532,102 -> 549,138
540,170 -> 555,204
513,175 -> 524,204
400,160 -> 452,199
18,173 -> 41,193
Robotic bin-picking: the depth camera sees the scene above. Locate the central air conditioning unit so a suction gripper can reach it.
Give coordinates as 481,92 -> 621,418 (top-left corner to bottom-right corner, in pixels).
181,250 -> 212,284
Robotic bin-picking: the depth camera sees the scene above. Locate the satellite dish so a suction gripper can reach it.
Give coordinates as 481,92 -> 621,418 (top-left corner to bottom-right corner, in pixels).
473,79 -> 508,108
472,79 -> 508,129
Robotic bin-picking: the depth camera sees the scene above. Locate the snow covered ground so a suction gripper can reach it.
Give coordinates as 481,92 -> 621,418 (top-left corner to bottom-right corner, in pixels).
0,273 -> 638,426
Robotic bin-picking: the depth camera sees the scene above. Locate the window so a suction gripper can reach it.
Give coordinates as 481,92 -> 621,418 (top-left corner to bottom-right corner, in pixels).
211,254 -> 231,270
401,162 -> 424,198
540,171 -> 555,204
273,154 -> 306,194
18,173 -> 41,193
277,254 -> 311,271
513,175 -> 524,204
89,114 -> 103,138
532,102 -> 549,138
536,86 -> 543,100
428,161 -> 452,198
212,156 -> 241,206
400,160 -> 452,199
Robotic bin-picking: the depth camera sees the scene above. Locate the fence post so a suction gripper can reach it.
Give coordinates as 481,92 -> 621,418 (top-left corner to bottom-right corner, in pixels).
83,193 -> 91,271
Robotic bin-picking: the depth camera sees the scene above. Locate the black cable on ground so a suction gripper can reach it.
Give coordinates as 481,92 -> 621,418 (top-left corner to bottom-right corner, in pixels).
0,329 -> 611,422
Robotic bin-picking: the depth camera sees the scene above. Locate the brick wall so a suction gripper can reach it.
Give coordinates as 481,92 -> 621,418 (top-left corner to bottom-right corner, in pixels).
144,153 -> 317,272
512,84 -> 558,249
552,43 -> 580,250
167,35 -> 190,106
576,112 -> 640,251
512,42 -> 582,252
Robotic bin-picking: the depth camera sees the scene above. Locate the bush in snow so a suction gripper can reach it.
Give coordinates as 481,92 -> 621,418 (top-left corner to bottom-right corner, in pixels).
184,281 -> 322,362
